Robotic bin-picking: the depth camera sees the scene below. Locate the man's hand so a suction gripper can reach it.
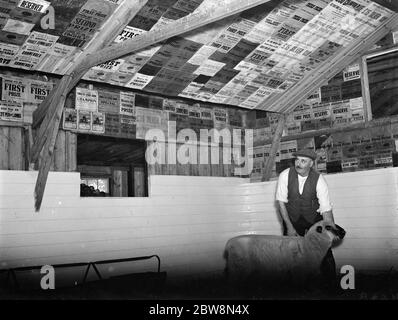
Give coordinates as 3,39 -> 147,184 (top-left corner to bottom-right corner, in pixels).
322,210 -> 336,227
278,201 -> 299,236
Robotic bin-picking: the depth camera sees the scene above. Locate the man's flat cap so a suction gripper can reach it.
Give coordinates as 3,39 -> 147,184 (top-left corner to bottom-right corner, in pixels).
293,149 -> 317,161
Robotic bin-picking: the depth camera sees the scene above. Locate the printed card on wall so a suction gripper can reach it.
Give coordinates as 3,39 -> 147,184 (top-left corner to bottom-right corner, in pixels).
306,88 -> 322,103
98,90 -> 120,114
78,109 -> 91,131
63,108 -> 77,130
59,0 -> 117,47
135,107 -> 167,139
92,112 -> 105,133
175,102 -> 189,116
11,0 -> 51,24
188,104 -> 201,119
279,140 -> 297,160
2,18 -> 34,35
125,73 -> 154,89
343,63 -> 361,82
163,98 -> 176,113
114,26 -> 145,43
1,75 -> 28,102
12,32 -> 59,70
104,113 -> 120,137
120,115 -> 136,138
0,43 -> 19,67
200,106 -> 213,121
214,107 -> 228,129
119,91 -> 135,116
92,59 -> 124,72
0,100 -> 23,121
75,87 -> 98,112
28,78 -> 53,103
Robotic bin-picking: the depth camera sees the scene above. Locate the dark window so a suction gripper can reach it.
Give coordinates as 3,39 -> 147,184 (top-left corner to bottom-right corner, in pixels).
367,49 -> 398,118
77,134 -> 148,197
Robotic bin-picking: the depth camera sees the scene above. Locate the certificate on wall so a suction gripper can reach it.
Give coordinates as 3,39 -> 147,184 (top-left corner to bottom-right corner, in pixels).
78,109 -> 91,131
92,112 -> 105,133
75,87 -> 98,112
0,101 -> 23,122
63,108 -> 77,130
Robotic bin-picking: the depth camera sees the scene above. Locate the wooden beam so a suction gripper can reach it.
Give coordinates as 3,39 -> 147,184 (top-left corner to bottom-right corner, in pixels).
31,75 -> 73,163
262,114 -> 285,182
360,55 -> 373,122
256,13 -> 398,114
34,94 -> 67,211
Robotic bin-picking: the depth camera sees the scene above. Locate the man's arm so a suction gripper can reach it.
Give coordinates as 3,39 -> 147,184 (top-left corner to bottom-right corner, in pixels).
322,210 -> 335,226
278,201 -> 299,236
316,175 -> 336,226
276,169 -> 299,236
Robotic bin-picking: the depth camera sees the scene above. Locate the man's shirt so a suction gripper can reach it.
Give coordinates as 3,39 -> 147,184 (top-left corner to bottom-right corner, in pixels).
275,168 -> 333,213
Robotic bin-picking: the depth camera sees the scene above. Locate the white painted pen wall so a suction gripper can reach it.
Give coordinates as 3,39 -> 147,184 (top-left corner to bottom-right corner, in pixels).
0,167 -> 397,288
0,171 -> 264,286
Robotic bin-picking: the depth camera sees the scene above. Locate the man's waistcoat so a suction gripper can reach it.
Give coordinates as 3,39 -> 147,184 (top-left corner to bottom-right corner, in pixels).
286,168 -> 321,226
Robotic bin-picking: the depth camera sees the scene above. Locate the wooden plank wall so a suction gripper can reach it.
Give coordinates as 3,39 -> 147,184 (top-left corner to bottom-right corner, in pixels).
148,142 -> 240,177
0,127 -> 25,171
0,127 -> 77,172
0,168 -> 396,288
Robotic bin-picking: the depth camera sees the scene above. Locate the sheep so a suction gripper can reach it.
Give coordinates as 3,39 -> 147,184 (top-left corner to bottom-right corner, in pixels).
224,220 -> 346,291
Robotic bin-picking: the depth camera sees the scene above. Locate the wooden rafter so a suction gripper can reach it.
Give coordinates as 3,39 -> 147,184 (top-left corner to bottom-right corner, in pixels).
32,0 -> 276,211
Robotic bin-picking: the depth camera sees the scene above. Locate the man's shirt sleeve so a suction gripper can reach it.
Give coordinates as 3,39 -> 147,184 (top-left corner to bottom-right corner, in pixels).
316,174 -> 333,213
275,168 -> 289,203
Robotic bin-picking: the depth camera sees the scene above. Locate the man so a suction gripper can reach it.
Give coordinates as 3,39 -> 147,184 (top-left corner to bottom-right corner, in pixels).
275,149 -> 337,290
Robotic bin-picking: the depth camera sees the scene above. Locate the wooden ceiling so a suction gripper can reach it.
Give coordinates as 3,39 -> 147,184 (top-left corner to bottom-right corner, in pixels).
1,0 -> 398,112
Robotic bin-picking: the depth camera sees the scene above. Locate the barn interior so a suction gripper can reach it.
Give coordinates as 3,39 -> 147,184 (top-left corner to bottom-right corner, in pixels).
1,0 -> 398,300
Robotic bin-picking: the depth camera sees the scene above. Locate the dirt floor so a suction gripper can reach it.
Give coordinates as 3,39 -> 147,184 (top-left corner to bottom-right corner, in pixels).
1,270 -> 398,300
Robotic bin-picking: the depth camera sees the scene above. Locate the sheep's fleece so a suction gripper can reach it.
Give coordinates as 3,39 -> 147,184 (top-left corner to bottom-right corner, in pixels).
224,221 -> 346,286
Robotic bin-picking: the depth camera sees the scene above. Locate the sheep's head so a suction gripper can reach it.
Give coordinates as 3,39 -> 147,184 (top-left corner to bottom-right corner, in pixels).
308,220 -> 346,246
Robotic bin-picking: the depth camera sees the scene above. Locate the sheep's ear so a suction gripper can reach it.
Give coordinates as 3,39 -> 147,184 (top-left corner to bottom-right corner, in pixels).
316,226 -> 323,233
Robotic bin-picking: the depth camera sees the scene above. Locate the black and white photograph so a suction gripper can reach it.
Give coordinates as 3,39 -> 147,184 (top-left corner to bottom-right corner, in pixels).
1,0 -> 398,315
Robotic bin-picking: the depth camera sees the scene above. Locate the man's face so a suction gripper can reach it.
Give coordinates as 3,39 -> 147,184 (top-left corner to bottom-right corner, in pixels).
294,156 -> 313,177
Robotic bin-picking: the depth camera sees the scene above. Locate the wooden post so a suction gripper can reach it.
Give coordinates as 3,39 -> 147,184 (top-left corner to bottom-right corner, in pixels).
133,167 -> 146,197
360,55 -> 373,122
0,127 -> 9,170
262,114 -> 286,182
8,127 -> 24,170
65,131 -> 77,172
